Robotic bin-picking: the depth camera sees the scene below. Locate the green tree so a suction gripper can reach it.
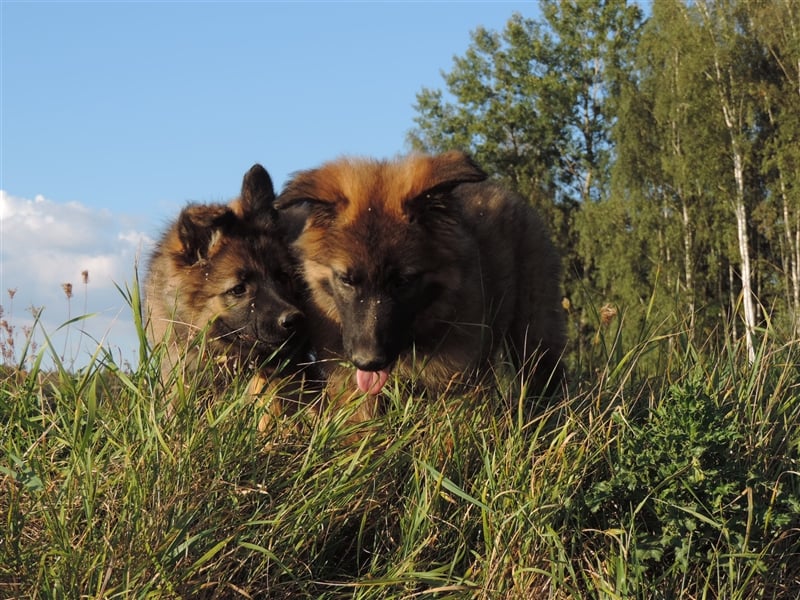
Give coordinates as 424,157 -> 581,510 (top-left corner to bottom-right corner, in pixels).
607,0 -> 800,357
410,0 -> 800,367
691,0 -> 765,362
751,0 -> 800,335
606,0 -> 734,336
409,1 -> 643,368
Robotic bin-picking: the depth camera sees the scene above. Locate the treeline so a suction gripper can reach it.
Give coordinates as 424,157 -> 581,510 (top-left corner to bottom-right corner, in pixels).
409,0 -> 800,370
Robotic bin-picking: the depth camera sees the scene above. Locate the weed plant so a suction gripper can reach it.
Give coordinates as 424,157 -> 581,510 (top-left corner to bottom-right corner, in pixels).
1,286 -> 799,598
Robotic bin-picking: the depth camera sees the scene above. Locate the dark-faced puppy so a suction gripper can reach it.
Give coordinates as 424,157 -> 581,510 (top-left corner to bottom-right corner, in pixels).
145,165 -> 307,404
276,151 -> 566,421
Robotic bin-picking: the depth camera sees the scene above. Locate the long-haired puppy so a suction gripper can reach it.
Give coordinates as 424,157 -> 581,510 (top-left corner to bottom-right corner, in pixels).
276,150 -> 566,420
145,164 -> 308,416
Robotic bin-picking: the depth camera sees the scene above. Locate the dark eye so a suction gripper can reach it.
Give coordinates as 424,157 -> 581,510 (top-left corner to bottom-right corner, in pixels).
391,271 -> 418,291
227,282 -> 247,297
336,271 -> 357,287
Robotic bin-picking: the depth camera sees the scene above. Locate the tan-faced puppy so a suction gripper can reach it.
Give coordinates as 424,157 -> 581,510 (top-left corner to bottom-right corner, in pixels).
276,151 -> 566,420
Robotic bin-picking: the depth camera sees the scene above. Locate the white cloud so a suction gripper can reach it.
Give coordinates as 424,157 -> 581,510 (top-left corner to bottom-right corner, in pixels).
119,229 -> 155,248
0,191 -> 156,369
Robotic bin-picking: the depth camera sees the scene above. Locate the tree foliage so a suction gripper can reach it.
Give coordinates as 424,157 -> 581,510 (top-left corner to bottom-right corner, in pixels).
409,0 -> 800,368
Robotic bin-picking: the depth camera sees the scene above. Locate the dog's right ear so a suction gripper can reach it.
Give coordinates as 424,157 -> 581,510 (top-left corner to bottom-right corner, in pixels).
237,163 -> 277,221
176,204 -> 237,265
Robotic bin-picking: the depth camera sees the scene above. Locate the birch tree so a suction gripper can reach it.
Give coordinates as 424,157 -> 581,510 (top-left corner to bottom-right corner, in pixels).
692,0 -> 761,361
753,0 -> 800,335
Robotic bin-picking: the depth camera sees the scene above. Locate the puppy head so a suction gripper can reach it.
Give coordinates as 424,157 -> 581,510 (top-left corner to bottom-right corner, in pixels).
276,151 -> 486,392
164,165 -> 304,365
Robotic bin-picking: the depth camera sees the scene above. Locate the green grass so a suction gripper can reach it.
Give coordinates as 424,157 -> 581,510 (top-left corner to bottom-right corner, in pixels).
1,303 -> 799,598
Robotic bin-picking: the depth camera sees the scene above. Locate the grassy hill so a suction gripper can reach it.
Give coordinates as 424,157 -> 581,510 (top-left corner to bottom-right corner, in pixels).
1,304 -> 799,598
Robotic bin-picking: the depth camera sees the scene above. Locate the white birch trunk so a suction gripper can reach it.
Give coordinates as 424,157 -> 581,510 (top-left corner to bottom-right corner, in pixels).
681,198 -> 696,329
779,175 -> 800,335
698,0 -> 757,362
732,156 -> 756,363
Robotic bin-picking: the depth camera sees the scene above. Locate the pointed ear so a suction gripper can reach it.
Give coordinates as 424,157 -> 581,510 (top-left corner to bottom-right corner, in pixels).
176,204 -> 237,265
427,151 -> 488,188
274,169 -> 333,210
237,163 -> 276,219
404,151 -> 487,222
274,169 -> 343,228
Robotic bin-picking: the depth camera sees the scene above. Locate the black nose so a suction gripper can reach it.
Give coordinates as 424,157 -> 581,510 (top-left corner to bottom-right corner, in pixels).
278,309 -> 303,331
350,353 -> 390,372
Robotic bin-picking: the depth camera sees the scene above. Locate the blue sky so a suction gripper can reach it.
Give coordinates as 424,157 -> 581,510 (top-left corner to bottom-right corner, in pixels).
1,0 -> 540,368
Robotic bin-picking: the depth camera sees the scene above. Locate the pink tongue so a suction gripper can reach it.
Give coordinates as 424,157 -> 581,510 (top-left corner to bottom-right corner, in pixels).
355,369 -> 389,395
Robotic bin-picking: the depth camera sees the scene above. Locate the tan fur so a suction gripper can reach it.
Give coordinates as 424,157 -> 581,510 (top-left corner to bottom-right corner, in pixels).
277,151 -> 566,420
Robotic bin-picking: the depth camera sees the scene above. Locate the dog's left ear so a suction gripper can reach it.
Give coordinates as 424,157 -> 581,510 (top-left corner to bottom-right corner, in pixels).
428,151 -> 488,188
404,151 -> 487,221
234,163 -> 277,221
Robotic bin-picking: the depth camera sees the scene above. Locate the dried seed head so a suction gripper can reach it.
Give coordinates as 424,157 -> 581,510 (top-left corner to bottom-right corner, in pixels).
81,270 -> 89,285
62,283 -> 73,299
600,303 -> 618,326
